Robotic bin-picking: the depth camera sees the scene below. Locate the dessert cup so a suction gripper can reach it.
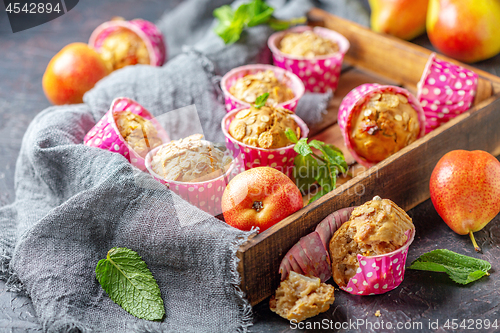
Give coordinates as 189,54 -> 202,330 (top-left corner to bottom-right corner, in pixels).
89,18 -> 166,68
268,26 -> 350,93
145,142 -> 235,216
221,107 -> 309,178
338,83 -> 426,167
84,97 -> 169,171
220,64 -> 304,113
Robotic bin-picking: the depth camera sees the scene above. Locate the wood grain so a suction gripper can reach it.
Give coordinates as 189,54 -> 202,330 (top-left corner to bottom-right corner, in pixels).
238,10 -> 500,306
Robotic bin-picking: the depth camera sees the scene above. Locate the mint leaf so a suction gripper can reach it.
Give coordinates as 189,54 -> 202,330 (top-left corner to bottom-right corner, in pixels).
315,164 -> 337,190
293,154 -> 318,193
213,0 -> 305,44
246,0 -> 274,27
408,249 -> 491,285
294,138 -> 313,156
254,93 -> 269,108
323,144 -> 348,174
268,17 -> 307,31
285,128 -> 299,143
289,135 -> 346,204
96,247 -> 165,320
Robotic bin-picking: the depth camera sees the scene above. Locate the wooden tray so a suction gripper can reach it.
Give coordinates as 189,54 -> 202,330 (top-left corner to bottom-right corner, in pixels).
237,9 -> 500,306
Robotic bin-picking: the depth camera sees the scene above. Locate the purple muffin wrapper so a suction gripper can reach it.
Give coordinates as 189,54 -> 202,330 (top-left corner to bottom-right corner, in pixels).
220,64 -> 305,113
338,84 -> 426,168
221,107 -> 309,178
145,143 -> 235,216
417,53 -> 478,133
84,97 -> 170,171
268,26 -> 350,93
89,18 -> 167,67
279,206 -> 415,295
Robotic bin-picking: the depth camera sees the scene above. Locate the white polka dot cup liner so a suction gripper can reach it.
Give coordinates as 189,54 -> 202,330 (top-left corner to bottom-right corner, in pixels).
338,84 -> 426,168
144,143 -> 235,216
268,26 -> 350,93
417,53 -> 478,133
89,19 -> 167,67
84,97 -> 170,171
279,206 -> 415,296
221,107 -> 309,178
220,64 -> 305,113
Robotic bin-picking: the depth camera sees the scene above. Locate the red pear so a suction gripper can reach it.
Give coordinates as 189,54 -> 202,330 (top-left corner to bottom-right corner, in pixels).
430,150 -> 500,251
427,0 -> 500,63
369,0 -> 429,40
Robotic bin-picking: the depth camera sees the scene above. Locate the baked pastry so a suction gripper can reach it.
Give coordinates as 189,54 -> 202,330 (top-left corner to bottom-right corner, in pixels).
114,111 -> 162,158
151,134 -> 232,182
98,26 -> 150,71
270,271 -> 335,322
350,92 -> 421,163
228,105 -> 300,149
229,70 -> 294,105
329,196 -> 414,287
279,30 -> 339,58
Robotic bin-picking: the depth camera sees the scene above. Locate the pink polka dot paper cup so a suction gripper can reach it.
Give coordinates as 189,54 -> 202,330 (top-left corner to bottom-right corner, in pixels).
338,84 -> 426,168
268,26 -> 350,93
221,107 -> 309,178
220,64 -> 305,113
341,229 -> 415,296
417,53 -> 478,133
89,18 -> 167,67
84,97 -> 170,171
145,143 -> 235,216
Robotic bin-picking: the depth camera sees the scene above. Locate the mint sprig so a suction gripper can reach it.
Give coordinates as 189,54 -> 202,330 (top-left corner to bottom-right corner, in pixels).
408,249 -> 491,285
96,247 -> 165,320
285,129 -> 347,204
254,93 -> 269,108
213,0 -> 306,44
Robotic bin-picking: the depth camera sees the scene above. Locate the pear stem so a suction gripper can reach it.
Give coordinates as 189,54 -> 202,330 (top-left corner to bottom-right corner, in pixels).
469,231 -> 481,252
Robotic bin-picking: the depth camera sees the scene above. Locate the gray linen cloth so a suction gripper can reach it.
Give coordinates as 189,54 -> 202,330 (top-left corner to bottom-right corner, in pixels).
0,0 -> 369,332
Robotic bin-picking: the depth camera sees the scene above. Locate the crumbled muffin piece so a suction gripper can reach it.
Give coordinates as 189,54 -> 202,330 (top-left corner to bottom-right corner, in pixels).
229,70 -> 294,104
350,92 -> 420,163
228,105 -> 300,149
270,271 -> 335,322
151,134 -> 232,182
279,31 -> 339,58
114,111 -> 162,158
98,27 -> 150,71
329,196 -> 414,287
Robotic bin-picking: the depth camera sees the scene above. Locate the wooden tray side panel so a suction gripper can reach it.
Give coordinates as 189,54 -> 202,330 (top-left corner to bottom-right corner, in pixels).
240,97 -> 500,305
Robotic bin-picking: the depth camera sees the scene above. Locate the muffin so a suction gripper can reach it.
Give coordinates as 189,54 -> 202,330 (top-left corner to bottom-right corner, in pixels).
84,97 -> 170,171
329,196 -> 414,288
89,18 -> 166,71
350,91 -> 421,163
114,111 -> 162,158
279,30 -> 340,58
150,134 -> 232,183
338,84 -> 426,167
98,27 -> 150,71
268,26 -> 350,93
270,271 -> 335,322
228,105 -> 300,149
229,70 -> 295,105
221,64 -> 305,113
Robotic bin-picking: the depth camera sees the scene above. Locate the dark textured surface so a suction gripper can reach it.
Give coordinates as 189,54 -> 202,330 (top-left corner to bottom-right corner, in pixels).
1,0 -> 500,332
